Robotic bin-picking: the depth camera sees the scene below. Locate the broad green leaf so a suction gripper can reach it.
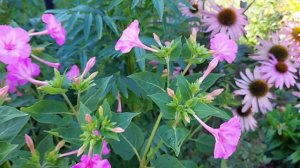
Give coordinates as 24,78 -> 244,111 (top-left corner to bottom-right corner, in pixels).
176,75 -> 192,101
169,36 -> 182,61
111,112 -> 140,130
81,76 -> 113,111
103,16 -> 119,35
110,123 -> 144,160
181,160 -> 198,168
21,100 -> 72,126
152,154 -> 185,168
79,102 -> 92,124
129,72 -> 165,95
158,125 -> 189,156
102,99 -> 112,119
0,141 -> 18,164
149,93 -> 175,119
36,135 -> 55,161
95,14 -> 103,39
45,125 -> 82,144
131,0 -> 139,9
193,103 -> 230,119
134,48 -> 146,71
195,134 -> 214,153
108,0 -> 123,10
84,13 -> 93,42
0,106 -> 29,142
152,0 -> 164,19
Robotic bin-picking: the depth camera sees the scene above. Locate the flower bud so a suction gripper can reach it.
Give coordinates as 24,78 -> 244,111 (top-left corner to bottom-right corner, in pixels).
81,57 -> 96,78
86,72 -> 98,81
85,114 -> 92,123
77,143 -> 88,156
167,88 -> 175,98
184,114 -> 191,123
25,134 -> 35,155
98,106 -> 104,118
205,88 -> 224,101
111,127 -> 125,133
153,33 -> 162,47
55,140 -> 65,151
0,85 -> 9,99
189,28 -> 197,44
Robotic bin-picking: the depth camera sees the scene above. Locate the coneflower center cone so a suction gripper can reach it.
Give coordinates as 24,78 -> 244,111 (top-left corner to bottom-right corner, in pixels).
275,62 -> 288,73
249,80 -> 269,97
189,3 -> 199,13
217,8 -> 237,26
268,45 -> 289,61
292,26 -> 300,42
236,106 -> 252,117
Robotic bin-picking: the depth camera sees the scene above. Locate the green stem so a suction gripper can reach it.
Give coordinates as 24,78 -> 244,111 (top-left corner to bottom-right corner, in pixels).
77,91 -> 81,112
140,112 -> 163,168
182,62 -> 192,76
165,57 -> 170,87
121,134 -> 141,161
62,93 -> 78,119
145,140 -> 164,165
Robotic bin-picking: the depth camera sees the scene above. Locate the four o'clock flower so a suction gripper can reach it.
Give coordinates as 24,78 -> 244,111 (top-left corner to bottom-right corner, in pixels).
29,14 -> 66,46
81,57 -> 96,78
115,20 -> 158,53
6,58 -> 48,86
0,25 -> 31,64
66,65 -> 80,80
71,154 -> 111,168
193,114 -> 241,159
210,33 -> 238,64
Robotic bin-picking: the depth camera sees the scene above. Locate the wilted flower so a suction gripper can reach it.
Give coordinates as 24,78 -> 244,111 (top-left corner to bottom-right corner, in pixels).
259,55 -> 297,89
201,2 -> 248,40
0,25 -> 31,64
42,13 -> 66,45
31,54 -> 61,69
66,65 -> 80,80
234,67 -> 273,114
193,114 -> 241,159
6,58 -> 48,87
115,20 -> 158,53
210,33 -> 238,64
71,154 -> 111,168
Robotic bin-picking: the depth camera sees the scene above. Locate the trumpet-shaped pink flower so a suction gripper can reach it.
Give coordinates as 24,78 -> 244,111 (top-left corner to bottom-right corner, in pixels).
81,57 -> 96,78
115,20 -> 157,53
71,154 -> 111,168
0,25 -> 31,64
210,33 -> 238,64
193,114 -> 241,159
6,58 -> 48,87
42,14 -> 66,45
92,130 -> 111,155
66,65 -> 80,80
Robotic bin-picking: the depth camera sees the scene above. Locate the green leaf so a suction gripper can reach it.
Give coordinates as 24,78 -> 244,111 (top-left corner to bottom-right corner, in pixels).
185,73 -> 224,91
158,125 -> 189,156
0,141 -> 18,164
102,99 -> 112,119
111,112 -> 140,130
39,86 -> 68,95
81,76 -> 113,111
131,0 -> 139,9
84,13 -> 93,42
129,72 -> 165,95
193,103 -> 230,119
195,134 -> 214,153
149,93 -> 175,119
103,15 -> 119,35
108,0 -> 123,10
152,154 -> 185,168
0,106 -> 29,142
134,48 -> 146,71
176,75 -> 192,101
110,123 -> 144,160
45,125 -> 82,144
95,14 -> 103,39
152,0 -> 164,19
21,100 -> 72,126
181,160 -> 198,168
79,102 -> 92,124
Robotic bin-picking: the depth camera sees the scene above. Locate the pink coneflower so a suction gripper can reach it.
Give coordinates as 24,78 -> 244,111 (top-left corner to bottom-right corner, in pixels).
0,25 -> 31,64
281,22 -> 300,49
259,55 -> 297,89
232,106 -> 257,132
201,2 -> 248,40
234,67 -> 273,114
251,33 -> 296,62
178,0 -> 202,18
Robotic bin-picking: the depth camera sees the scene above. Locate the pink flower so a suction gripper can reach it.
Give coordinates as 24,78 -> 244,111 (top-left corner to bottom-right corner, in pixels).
116,93 -> 122,113
197,57 -> 219,85
81,57 -> 96,78
178,0 -> 202,18
210,33 -> 238,64
0,85 -> 9,99
6,58 -> 48,87
115,20 -> 158,53
201,2 -> 248,40
102,140 -> 111,155
42,14 -> 66,45
232,106 -> 257,132
71,154 -> 111,168
31,54 -> 61,69
0,25 -> 31,64
259,55 -> 297,89
193,114 -> 241,159
66,65 -> 80,80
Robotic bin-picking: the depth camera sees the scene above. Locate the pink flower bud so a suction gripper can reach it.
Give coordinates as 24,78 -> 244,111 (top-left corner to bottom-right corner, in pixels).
25,134 -> 35,154
111,127 -> 125,133
55,140 -> 65,151
167,88 -> 175,98
85,114 -> 92,123
117,93 -> 122,113
197,57 -> 219,85
205,88 -> 224,101
81,57 -> 96,78
0,85 -> 9,99
184,114 -> 191,123
153,33 -> 162,47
